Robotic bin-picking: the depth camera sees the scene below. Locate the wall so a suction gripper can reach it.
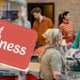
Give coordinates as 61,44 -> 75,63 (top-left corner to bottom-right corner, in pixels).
10,2 -> 20,10
0,1 -> 20,18
0,1 -> 6,16
27,0 -> 80,31
44,5 -> 53,20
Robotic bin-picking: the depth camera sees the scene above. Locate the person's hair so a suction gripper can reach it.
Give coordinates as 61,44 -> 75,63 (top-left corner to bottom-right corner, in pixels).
58,11 -> 70,26
46,28 -> 62,47
31,7 -> 42,14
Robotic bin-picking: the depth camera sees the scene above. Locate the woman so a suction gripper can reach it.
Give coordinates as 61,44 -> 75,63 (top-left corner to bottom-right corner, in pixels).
13,9 -> 31,28
58,11 -> 75,43
39,28 -> 67,80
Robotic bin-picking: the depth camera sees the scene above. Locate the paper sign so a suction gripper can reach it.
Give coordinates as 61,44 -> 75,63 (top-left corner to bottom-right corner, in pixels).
0,20 -> 38,71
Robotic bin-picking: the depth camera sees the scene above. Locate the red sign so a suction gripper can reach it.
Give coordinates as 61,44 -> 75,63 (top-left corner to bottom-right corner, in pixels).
0,20 -> 37,71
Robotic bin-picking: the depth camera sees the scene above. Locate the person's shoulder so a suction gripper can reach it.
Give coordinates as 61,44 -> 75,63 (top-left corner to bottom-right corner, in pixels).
47,48 -> 61,55
48,49 -> 61,59
43,16 -> 52,21
14,19 -> 19,22
26,20 -> 31,23
12,19 -> 19,24
59,23 -> 64,28
59,23 -> 63,26
68,21 -> 73,25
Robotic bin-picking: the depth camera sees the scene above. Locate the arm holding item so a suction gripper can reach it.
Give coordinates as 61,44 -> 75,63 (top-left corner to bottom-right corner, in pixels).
66,58 -> 80,68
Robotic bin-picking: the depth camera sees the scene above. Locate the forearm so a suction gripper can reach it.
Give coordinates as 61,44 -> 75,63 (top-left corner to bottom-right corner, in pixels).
67,58 -> 80,67
53,71 -> 67,80
54,74 -> 67,80
67,60 -> 77,66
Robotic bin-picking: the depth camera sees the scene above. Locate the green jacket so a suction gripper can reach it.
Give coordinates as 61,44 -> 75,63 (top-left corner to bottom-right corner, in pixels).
71,28 -> 80,49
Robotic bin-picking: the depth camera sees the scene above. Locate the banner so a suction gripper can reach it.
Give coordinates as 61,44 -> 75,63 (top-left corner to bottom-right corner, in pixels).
0,20 -> 37,71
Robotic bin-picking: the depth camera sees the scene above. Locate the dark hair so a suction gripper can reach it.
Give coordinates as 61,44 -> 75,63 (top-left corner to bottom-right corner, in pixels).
31,7 -> 42,14
58,11 -> 70,26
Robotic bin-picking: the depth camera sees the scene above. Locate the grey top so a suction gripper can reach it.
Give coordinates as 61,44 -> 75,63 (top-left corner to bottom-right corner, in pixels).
13,19 -> 31,28
40,48 -> 65,80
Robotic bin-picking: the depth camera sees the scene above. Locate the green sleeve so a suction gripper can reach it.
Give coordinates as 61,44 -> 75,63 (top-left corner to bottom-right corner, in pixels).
71,29 -> 80,49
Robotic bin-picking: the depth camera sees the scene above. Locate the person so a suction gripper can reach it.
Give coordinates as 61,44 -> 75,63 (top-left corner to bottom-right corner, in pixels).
58,11 -> 75,43
13,9 -> 31,80
31,7 -> 54,45
33,28 -> 67,54
33,28 -> 52,54
39,28 -> 67,80
13,9 -> 31,28
65,28 -> 80,71
71,28 -> 80,49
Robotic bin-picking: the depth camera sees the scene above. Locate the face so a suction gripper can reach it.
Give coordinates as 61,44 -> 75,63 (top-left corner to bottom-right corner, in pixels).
33,12 -> 40,20
64,13 -> 71,21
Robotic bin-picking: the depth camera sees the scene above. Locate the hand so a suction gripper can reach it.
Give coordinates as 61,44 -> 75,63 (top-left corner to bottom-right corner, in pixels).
56,74 -> 68,80
66,60 -> 77,66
